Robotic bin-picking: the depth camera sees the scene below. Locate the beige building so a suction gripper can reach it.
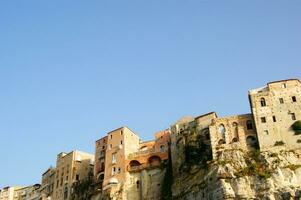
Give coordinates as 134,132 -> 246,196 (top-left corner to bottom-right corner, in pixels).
0,187 -> 20,200
102,127 -> 140,189
13,184 -> 41,200
94,127 -> 171,199
40,167 -> 55,200
94,136 -> 108,191
52,150 -> 94,200
249,79 -> 301,150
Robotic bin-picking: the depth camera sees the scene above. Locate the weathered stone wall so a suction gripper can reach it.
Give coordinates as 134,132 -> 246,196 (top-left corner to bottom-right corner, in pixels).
209,114 -> 258,159
249,79 -> 301,151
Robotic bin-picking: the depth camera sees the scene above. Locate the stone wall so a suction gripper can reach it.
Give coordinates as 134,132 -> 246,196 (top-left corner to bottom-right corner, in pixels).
249,79 -> 301,151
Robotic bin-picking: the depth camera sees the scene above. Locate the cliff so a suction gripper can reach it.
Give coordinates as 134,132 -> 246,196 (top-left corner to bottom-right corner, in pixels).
172,149 -> 301,200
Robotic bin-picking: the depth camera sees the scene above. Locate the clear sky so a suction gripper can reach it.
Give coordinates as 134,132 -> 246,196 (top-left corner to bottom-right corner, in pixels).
0,0 -> 300,188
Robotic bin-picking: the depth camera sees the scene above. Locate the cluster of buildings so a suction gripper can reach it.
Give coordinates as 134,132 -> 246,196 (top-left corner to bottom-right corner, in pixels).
1,79 -> 301,200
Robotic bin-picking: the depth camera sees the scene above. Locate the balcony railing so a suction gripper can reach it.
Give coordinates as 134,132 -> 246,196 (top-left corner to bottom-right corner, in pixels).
127,162 -> 161,172
127,148 -> 156,159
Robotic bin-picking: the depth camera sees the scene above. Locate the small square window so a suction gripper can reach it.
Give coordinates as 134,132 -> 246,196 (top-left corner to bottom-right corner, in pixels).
261,117 -> 266,123
264,130 -> 269,135
279,98 -> 284,104
291,113 -> 296,121
273,116 -> 276,122
292,96 -> 297,102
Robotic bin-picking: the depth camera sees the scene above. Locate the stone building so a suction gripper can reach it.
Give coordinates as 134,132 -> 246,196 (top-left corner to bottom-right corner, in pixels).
0,186 -> 20,200
249,79 -> 301,150
170,78 -> 301,170
209,114 -> 257,159
52,150 -> 94,200
40,167 -> 55,200
13,184 -> 41,200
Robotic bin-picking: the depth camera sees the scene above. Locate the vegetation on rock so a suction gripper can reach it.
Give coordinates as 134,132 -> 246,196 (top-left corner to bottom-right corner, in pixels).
274,141 -> 285,146
292,121 -> 301,135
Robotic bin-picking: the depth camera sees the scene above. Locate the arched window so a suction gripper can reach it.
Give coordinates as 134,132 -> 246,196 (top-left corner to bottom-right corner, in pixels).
260,98 -> 266,107
218,139 -> 226,145
232,138 -> 238,143
246,120 -> 253,130
232,122 -> 239,140
136,180 -> 140,189
202,129 -> 210,140
246,135 -> 258,149
218,124 -> 226,141
219,124 -> 226,134
148,156 -> 161,166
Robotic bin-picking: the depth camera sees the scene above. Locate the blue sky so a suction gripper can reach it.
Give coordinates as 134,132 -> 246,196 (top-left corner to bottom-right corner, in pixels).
0,0 -> 300,187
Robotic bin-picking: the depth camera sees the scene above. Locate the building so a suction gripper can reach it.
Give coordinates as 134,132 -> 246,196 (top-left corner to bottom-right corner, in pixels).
94,136 -> 108,190
0,187 -> 20,200
52,150 -> 94,200
171,78 -> 301,168
13,184 -> 41,200
40,167 -> 55,200
94,127 -> 171,198
249,79 -> 301,150
102,127 -> 140,189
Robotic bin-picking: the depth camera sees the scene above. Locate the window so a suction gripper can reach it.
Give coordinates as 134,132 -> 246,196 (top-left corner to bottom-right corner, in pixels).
118,167 -> 121,173
282,83 -> 287,88
160,145 -> 165,152
291,113 -> 296,120
102,146 -> 105,149
273,116 -> 277,122
218,124 -> 226,134
64,187 -> 68,200
292,96 -> 297,102
246,120 -> 253,130
261,117 -> 266,123
136,180 -> 140,189
120,140 -> 123,145
109,144 -> 112,149
112,167 -> 116,175
120,130 -> 123,135
264,130 -> 269,135
260,98 -> 266,107
279,98 -> 284,104
112,153 -> 117,164
110,135 -> 112,139
76,174 -> 79,181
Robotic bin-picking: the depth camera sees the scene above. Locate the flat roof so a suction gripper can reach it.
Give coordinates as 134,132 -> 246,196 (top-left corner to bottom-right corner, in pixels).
268,78 -> 300,85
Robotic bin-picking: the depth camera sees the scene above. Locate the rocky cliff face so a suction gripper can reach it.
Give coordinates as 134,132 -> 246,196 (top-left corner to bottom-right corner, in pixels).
172,149 -> 301,200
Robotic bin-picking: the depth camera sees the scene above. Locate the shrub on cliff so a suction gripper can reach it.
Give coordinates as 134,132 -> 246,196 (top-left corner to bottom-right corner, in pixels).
292,121 -> 301,135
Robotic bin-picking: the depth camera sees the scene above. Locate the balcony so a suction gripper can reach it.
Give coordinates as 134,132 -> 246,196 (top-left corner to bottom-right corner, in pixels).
127,148 -> 156,160
127,162 -> 161,172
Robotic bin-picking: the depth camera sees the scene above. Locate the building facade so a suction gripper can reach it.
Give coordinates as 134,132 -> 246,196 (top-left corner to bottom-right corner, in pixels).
40,167 -> 55,200
52,150 -> 94,200
249,79 -> 301,150
94,127 -> 171,198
